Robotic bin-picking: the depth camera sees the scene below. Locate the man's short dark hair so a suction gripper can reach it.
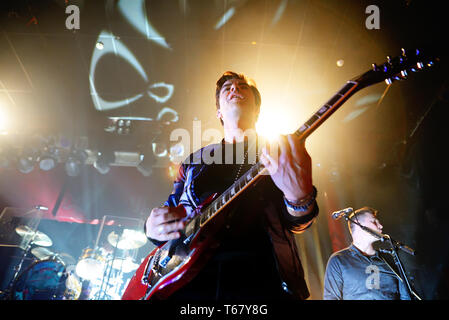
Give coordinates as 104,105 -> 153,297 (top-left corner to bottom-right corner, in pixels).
215,71 -> 262,125
348,206 -> 379,234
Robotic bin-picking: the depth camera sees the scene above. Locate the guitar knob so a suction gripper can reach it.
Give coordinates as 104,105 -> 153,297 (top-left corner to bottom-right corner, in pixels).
401,48 -> 406,57
385,78 -> 393,85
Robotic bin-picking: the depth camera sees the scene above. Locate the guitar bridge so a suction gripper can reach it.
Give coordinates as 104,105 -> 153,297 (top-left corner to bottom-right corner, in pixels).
141,249 -> 162,285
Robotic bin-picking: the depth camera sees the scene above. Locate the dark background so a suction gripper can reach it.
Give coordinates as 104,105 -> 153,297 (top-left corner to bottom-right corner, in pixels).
0,0 -> 447,299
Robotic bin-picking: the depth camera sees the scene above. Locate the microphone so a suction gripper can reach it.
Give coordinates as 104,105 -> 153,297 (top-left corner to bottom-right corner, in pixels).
331,207 -> 353,220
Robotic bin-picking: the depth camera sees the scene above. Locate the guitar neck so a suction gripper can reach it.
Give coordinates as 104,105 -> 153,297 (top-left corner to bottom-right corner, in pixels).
294,80 -> 359,140
182,80 -> 361,234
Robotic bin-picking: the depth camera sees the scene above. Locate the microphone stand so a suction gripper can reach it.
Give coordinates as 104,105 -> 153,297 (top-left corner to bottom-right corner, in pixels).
343,214 -> 421,300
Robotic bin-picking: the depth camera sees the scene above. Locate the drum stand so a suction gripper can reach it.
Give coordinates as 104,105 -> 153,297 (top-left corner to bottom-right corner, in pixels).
96,231 -> 122,300
0,237 -> 35,299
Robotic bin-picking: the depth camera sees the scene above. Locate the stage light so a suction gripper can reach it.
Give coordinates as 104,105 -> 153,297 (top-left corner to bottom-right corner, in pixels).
337,59 -> 345,67
39,156 -> 56,171
256,111 -> 287,141
65,150 -> 87,177
96,41 -> 104,50
17,155 -> 35,174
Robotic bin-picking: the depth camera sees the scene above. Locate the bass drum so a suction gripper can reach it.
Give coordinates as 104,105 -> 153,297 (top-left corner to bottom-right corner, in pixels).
11,259 -> 79,300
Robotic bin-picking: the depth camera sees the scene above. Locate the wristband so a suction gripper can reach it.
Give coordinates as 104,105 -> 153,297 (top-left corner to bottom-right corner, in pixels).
283,186 -> 317,212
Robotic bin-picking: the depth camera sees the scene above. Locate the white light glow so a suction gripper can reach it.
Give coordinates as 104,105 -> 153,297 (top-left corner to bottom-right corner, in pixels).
214,7 -> 235,30
256,107 -> 298,141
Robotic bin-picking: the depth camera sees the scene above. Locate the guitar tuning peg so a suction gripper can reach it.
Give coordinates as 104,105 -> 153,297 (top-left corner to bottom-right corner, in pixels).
416,62 -> 424,69
401,48 -> 406,57
372,63 -> 378,71
400,70 -> 408,78
385,78 -> 393,85
386,55 -> 392,64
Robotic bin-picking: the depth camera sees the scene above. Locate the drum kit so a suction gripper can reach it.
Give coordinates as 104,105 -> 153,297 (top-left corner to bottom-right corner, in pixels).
4,224 -> 147,300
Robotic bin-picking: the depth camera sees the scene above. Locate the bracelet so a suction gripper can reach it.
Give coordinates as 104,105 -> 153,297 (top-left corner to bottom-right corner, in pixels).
283,186 -> 317,212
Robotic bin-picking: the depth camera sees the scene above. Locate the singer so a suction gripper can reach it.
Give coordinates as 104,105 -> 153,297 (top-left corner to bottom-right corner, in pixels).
323,207 -> 412,300
142,71 -> 319,301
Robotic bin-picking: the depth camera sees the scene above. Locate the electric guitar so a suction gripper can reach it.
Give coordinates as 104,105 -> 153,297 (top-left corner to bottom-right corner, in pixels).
122,48 -> 437,300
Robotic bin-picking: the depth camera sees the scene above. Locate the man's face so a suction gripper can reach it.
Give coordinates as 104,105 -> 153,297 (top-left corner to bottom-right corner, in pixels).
217,78 -> 258,126
357,212 -> 383,240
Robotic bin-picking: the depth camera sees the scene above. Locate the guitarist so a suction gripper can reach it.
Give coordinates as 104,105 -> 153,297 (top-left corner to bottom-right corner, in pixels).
144,71 -> 319,300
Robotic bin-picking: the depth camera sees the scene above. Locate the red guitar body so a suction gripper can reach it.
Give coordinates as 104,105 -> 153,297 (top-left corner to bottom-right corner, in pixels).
122,194 -> 224,300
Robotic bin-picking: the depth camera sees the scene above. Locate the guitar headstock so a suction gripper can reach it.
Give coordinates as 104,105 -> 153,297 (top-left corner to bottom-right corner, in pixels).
353,48 -> 438,88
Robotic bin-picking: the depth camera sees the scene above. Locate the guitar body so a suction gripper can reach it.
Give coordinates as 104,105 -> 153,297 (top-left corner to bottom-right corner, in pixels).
121,48 -> 436,300
122,194 -> 229,300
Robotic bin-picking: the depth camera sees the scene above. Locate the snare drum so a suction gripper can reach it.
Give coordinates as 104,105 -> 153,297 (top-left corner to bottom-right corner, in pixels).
75,248 -> 106,280
12,259 -> 68,300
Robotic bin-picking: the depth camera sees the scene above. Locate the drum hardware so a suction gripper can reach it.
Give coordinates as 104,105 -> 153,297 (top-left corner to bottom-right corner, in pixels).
1,226 -> 53,299
9,259 -> 81,300
31,247 -> 54,260
93,229 -> 143,300
107,229 -> 147,250
75,247 -> 106,281
31,247 -> 76,266
73,228 -> 144,299
15,225 -> 53,247
110,256 -> 139,273
98,230 -> 123,300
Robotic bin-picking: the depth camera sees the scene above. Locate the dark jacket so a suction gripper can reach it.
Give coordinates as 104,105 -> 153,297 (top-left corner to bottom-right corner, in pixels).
149,141 -> 319,300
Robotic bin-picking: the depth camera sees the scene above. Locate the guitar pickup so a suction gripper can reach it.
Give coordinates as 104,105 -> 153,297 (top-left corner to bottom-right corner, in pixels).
159,255 -> 171,268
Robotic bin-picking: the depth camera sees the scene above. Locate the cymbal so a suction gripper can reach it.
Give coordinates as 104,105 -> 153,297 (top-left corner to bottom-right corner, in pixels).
15,225 -> 53,247
58,252 -> 76,266
110,257 -> 139,273
107,229 -> 147,250
31,247 -> 54,260
30,247 -> 76,265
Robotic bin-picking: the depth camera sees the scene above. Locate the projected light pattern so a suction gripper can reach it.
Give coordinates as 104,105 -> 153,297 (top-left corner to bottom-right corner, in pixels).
89,30 -> 146,111
117,0 -> 171,49
89,30 -> 176,115
214,7 -> 236,30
